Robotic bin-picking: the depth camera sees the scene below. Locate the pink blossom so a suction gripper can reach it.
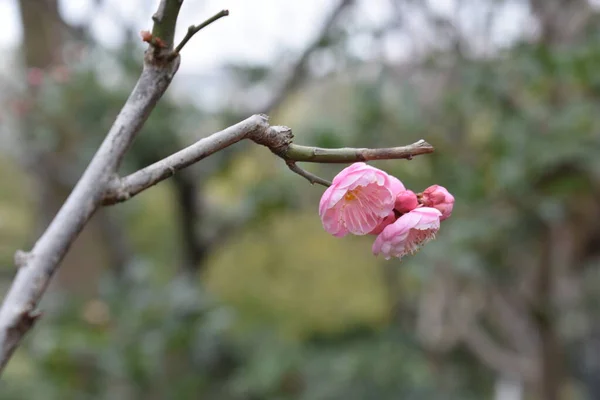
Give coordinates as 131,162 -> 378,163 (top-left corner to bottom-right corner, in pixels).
420,185 -> 454,221
320,163 -> 402,236
387,175 -> 406,198
372,207 -> 441,260
395,190 -> 419,213
369,211 -> 396,235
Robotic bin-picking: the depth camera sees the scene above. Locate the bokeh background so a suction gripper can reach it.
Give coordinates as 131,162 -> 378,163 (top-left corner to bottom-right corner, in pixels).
1,0 -> 600,399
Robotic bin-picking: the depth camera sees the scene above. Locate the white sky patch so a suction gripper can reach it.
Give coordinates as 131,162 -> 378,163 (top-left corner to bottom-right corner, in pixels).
0,0 -> 22,47
0,0 -> 537,74
58,0 -> 94,25
490,1 -> 533,48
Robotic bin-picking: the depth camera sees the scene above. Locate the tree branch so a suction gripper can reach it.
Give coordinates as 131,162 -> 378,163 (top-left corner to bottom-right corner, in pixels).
0,0 -> 435,375
0,0 -> 185,374
151,0 -> 184,50
104,115 -> 433,203
103,115 -> 270,204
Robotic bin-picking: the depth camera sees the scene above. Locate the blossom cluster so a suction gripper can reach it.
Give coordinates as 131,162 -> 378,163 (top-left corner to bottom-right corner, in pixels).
319,163 -> 454,260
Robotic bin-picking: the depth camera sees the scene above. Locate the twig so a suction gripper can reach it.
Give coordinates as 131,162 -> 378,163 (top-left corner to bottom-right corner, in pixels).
173,10 -> 229,55
285,161 -> 332,187
284,139 -> 434,163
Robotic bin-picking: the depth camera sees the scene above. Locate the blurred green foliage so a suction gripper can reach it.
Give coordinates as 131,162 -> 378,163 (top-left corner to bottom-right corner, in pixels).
1,4 -> 600,400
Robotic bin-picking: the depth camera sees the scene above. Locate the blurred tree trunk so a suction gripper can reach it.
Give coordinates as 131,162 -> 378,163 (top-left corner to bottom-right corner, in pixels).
18,0 -> 128,296
172,171 -> 207,273
18,0 -> 62,68
526,3 -> 593,398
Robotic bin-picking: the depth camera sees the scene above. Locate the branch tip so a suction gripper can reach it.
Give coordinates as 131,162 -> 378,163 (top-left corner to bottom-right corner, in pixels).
286,161 -> 332,187
173,10 -> 230,55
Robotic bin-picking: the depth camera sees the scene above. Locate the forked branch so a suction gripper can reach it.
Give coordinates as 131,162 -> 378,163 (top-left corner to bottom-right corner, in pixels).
0,1 -> 435,377
104,114 -> 433,204
0,1 -> 213,375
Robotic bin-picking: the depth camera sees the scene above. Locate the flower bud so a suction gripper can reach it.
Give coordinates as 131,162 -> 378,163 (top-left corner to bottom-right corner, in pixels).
395,190 -> 419,214
420,185 -> 454,221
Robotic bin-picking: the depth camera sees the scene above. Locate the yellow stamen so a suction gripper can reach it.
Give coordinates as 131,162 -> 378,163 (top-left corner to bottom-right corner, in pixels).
344,187 -> 361,201
344,192 -> 357,201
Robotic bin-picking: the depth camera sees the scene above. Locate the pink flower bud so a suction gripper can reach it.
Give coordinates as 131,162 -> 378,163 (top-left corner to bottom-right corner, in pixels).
395,190 -> 419,213
319,163 -> 405,237
372,207 -> 441,260
420,185 -> 454,221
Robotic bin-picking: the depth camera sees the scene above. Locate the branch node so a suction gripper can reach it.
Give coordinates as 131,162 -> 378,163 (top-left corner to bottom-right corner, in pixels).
14,251 -> 31,269
5,307 -> 42,350
26,309 -> 42,322
152,0 -> 167,23
141,30 -> 168,50
104,176 -> 132,204
249,125 -> 294,156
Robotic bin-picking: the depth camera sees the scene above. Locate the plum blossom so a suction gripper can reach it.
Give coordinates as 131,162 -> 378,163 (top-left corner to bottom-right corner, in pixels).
319,163 -> 404,236
319,163 -> 454,260
368,211 -> 396,235
369,190 -> 420,235
372,207 -> 441,260
420,185 -> 454,221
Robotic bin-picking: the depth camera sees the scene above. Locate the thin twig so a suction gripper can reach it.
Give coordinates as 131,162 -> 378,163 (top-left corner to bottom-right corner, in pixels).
285,161 -> 332,187
173,10 -> 229,55
283,139 -> 434,163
